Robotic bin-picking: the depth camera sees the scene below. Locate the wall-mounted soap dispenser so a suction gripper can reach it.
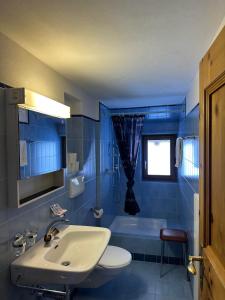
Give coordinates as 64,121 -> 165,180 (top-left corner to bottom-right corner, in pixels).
69,176 -> 85,198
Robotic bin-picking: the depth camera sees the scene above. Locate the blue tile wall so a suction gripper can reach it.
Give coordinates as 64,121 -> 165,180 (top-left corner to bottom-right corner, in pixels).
66,116 -> 97,226
178,105 -> 199,256
67,116 -> 97,183
0,89 -> 97,300
19,111 -> 64,179
97,104 -> 116,227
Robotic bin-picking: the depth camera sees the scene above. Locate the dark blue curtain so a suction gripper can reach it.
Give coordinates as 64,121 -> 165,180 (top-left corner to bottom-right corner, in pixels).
112,115 -> 144,215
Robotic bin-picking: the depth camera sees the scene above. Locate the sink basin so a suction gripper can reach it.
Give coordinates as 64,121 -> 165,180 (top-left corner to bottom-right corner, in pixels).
11,225 -> 111,285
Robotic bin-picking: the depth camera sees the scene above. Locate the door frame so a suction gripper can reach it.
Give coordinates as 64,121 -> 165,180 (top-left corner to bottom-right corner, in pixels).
199,25 -> 225,299
204,71 -> 225,247
199,25 -> 225,248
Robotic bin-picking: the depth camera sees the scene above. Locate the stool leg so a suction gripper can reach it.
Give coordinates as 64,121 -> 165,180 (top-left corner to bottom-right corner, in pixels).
160,240 -> 165,278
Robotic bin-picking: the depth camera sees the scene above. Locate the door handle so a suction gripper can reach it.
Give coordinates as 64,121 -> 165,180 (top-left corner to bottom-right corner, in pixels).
187,255 -> 204,275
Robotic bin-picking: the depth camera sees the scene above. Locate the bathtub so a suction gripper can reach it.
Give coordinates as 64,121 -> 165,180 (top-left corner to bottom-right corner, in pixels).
109,216 -> 167,239
109,216 -> 182,261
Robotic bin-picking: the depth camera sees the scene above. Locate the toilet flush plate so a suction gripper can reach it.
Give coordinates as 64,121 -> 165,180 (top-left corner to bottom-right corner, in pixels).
11,225 -> 111,285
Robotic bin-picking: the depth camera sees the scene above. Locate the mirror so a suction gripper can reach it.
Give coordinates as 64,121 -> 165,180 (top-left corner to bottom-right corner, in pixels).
18,109 -> 66,179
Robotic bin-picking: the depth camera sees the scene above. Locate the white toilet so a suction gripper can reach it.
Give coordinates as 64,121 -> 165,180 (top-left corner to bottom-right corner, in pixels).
77,245 -> 132,288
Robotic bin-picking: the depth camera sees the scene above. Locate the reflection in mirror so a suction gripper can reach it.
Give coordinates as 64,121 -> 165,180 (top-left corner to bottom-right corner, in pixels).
19,109 -> 66,179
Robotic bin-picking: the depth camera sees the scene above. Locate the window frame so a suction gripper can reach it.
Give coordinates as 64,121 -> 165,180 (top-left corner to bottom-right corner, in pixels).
142,134 -> 177,181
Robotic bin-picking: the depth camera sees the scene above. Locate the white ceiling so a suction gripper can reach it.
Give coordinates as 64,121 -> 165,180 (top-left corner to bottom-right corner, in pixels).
0,0 -> 225,108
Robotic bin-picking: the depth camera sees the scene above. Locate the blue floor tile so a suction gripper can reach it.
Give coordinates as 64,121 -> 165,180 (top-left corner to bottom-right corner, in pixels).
75,261 -> 192,300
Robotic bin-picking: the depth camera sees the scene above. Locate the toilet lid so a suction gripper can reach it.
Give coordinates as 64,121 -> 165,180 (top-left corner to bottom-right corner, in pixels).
98,246 -> 132,269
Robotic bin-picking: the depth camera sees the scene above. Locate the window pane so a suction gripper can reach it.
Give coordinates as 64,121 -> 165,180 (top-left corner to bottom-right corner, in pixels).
147,139 -> 171,175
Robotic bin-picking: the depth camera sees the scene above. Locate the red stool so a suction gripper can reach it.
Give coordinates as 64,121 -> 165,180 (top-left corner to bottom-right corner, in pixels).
160,228 -> 189,279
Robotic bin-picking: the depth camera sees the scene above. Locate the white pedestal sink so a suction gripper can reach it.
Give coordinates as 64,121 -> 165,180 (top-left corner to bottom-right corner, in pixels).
11,225 -> 111,285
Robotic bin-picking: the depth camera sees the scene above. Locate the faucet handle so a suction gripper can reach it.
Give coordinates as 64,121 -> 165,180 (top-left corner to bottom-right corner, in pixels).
13,233 -> 25,244
12,233 -> 26,256
25,230 -> 38,247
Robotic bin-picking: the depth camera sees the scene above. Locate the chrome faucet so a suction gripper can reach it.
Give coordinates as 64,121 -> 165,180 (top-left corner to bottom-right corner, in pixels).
44,218 -> 70,244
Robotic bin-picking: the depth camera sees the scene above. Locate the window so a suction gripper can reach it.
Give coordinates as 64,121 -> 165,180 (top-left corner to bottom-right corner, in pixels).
142,134 -> 177,181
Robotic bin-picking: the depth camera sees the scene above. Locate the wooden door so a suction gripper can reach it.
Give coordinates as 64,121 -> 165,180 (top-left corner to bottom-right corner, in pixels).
199,25 -> 225,300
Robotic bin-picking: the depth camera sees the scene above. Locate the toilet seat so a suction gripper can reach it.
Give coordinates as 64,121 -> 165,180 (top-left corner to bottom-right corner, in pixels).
98,245 -> 132,269
77,245 -> 132,288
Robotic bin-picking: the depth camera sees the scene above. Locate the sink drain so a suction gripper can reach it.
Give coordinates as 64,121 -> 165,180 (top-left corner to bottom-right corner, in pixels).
61,261 -> 70,266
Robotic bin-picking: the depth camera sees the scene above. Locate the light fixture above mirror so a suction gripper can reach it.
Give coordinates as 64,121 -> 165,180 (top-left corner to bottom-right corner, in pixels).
7,88 -> 70,119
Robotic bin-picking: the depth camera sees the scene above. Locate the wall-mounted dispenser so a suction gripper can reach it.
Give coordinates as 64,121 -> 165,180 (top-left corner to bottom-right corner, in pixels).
69,176 -> 85,198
